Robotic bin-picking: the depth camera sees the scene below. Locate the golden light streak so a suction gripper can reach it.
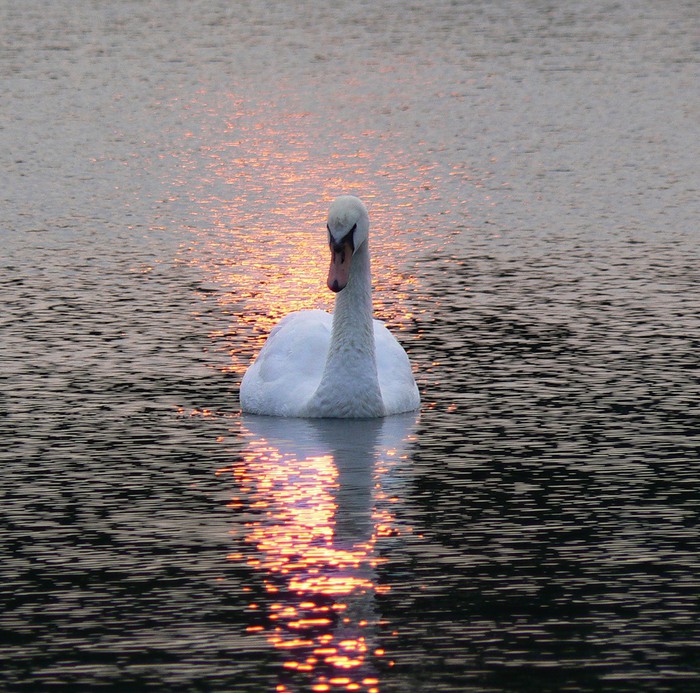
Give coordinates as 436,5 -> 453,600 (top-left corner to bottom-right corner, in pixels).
181,92 -> 424,693
179,99 -> 430,383
226,414 -> 417,692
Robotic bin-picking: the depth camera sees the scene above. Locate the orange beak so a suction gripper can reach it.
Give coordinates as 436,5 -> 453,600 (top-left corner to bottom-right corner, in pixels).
327,238 -> 354,293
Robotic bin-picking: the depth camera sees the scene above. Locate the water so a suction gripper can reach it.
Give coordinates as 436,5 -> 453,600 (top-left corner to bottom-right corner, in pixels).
2,1 -> 699,691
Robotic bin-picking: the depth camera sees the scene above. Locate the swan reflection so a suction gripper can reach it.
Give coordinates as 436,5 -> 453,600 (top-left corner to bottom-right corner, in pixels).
232,413 -> 418,692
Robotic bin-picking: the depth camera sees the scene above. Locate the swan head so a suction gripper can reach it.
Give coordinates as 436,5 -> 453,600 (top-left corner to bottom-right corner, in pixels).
326,195 -> 370,293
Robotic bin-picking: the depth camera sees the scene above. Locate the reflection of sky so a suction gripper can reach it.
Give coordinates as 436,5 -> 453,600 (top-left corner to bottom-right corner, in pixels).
172,84 -> 432,689
170,90 -> 458,380
221,415 -> 417,693
175,84 -> 431,690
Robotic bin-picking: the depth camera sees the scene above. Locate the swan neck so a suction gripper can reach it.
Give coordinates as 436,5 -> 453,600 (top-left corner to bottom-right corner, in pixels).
333,242 -> 373,330
304,241 -> 383,417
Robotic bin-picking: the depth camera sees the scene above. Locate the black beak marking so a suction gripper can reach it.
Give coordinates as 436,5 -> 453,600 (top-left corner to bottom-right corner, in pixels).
328,223 -> 357,259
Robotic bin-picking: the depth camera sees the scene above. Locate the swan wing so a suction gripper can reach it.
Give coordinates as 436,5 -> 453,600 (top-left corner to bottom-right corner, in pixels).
240,310 -> 332,416
373,320 -> 421,415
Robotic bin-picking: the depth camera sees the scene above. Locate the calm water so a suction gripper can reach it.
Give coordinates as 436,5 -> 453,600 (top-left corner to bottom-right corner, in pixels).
2,1 -> 700,691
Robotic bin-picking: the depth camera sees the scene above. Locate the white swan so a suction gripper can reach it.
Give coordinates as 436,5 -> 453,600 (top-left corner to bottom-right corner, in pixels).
240,195 -> 420,418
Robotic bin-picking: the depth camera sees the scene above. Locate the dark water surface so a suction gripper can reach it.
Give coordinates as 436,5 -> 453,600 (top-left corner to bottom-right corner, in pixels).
2,1 -> 700,691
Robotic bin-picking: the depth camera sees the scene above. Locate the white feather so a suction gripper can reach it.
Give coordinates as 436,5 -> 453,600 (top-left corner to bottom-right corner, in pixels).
240,196 -> 420,418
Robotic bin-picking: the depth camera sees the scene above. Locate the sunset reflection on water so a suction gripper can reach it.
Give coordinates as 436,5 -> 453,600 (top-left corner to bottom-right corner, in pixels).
220,415 -> 418,692
185,93 -> 430,690
176,91 -> 441,381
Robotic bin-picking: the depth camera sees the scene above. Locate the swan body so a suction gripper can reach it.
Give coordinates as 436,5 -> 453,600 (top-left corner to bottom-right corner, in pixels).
240,196 -> 420,418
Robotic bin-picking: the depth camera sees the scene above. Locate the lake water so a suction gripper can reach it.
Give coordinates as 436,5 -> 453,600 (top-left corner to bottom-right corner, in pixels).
2,1 -> 699,691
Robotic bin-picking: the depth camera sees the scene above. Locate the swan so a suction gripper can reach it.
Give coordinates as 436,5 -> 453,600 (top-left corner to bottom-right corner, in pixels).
239,195 -> 420,418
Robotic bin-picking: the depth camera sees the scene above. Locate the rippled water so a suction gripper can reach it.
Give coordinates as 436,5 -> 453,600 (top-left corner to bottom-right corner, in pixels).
2,1 -> 699,691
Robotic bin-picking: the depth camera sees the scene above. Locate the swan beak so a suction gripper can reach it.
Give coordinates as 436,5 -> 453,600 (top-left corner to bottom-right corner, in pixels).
327,238 -> 353,293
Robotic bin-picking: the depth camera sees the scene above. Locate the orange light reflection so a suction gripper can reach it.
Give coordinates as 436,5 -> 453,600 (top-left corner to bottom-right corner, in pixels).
230,416 -> 418,693
176,90 -> 430,692
176,95 -> 432,381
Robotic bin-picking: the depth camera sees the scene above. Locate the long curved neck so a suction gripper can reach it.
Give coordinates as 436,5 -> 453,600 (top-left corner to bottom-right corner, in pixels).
305,242 -> 384,418
329,242 -> 375,365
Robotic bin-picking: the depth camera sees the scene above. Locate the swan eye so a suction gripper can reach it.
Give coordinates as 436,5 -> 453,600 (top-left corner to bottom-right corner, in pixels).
327,223 -> 356,252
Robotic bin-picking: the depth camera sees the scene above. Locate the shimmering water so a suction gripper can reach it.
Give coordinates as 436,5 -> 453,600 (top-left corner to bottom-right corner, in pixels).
2,1 -> 699,691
